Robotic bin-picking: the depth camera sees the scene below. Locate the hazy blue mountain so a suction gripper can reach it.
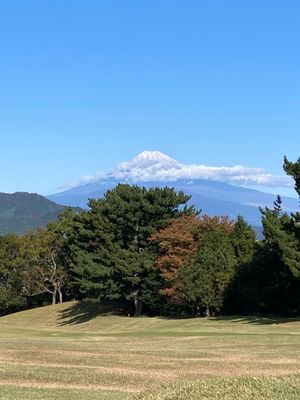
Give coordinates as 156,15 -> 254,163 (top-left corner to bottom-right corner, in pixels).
0,192 -> 81,235
48,151 -> 298,227
48,178 -> 298,226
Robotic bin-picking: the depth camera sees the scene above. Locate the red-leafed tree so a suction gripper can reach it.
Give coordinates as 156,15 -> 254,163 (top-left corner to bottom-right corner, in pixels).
151,215 -> 200,302
197,215 -> 235,235
152,215 -> 236,312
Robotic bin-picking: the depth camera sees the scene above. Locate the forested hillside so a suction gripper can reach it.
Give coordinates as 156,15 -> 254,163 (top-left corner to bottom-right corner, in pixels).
0,192 -> 81,235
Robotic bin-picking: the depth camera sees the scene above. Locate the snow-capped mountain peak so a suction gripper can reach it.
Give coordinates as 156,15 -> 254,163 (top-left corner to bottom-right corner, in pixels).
130,151 -> 180,168
111,151 -> 181,182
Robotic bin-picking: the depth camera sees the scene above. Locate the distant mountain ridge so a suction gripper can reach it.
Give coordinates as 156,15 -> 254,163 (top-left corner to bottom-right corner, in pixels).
0,192 -> 81,235
48,151 -> 298,227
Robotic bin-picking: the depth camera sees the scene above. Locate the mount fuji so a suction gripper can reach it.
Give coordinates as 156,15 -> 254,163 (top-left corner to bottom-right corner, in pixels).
48,151 -> 298,226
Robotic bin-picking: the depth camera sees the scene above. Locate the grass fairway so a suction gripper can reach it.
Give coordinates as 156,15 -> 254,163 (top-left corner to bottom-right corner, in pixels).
0,302 -> 300,399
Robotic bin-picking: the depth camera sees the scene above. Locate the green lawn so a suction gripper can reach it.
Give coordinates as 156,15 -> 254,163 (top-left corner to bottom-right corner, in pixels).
134,376 -> 300,400
0,302 -> 300,399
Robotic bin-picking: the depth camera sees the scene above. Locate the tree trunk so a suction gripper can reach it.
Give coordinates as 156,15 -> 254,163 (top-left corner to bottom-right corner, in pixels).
135,299 -> 143,317
133,290 -> 143,317
52,289 -> 57,305
205,305 -> 211,318
58,288 -> 63,304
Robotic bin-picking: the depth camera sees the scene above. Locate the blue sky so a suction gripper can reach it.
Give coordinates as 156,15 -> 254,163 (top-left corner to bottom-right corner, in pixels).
0,1 -> 299,196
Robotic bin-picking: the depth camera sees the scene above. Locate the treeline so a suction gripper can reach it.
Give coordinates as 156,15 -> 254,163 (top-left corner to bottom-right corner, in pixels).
1,156 -> 300,317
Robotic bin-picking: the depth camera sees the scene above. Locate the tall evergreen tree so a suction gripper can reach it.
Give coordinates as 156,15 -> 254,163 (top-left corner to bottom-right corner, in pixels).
260,156 -> 300,279
223,216 -> 256,314
230,216 -> 256,265
283,156 -> 300,197
68,184 -> 195,316
179,228 -> 237,316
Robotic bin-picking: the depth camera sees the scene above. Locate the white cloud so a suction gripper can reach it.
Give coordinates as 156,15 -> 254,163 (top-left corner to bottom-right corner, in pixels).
67,150 -> 293,189
61,172 -> 108,190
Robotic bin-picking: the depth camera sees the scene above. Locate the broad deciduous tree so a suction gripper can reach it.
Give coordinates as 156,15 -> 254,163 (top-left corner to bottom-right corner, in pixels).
18,229 -> 68,305
151,215 -> 200,302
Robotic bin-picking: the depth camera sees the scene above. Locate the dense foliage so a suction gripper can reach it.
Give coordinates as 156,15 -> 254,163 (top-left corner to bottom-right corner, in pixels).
0,156 -> 300,317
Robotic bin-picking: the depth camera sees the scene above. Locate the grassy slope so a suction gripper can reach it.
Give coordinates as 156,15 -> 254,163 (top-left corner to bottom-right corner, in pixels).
1,302 -> 300,400
2,300 -> 300,335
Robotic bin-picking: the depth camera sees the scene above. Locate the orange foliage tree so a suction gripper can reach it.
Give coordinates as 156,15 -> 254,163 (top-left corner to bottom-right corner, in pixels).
151,215 -> 235,304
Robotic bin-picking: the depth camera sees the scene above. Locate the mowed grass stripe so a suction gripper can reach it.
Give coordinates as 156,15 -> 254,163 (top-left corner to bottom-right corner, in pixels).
133,376 -> 300,400
0,384 -> 128,400
1,302 -> 300,399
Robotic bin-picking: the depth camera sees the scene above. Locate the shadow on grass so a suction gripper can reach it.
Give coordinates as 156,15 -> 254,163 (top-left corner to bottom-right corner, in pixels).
58,301 -> 300,327
58,301 -> 125,326
211,315 -> 300,325
158,313 -> 300,325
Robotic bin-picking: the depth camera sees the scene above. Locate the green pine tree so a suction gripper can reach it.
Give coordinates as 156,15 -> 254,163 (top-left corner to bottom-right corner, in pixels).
67,184 -> 196,316
179,229 -> 237,317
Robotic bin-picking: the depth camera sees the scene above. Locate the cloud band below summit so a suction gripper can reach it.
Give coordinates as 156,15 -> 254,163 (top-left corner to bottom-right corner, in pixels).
72,151 -> 293,188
